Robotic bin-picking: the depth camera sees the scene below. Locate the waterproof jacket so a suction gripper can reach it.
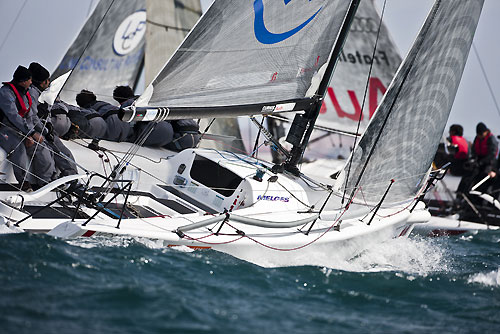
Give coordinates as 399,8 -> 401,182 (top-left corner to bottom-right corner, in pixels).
472,132 -> 498,174
90,101 -> 132,142
450,135 -> 468,160
0,82 -> 37,137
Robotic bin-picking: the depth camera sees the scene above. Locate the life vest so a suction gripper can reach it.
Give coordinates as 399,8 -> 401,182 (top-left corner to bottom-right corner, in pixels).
3,82 -> 32,118
451,135 -> 468,159
474,132 -> 493,157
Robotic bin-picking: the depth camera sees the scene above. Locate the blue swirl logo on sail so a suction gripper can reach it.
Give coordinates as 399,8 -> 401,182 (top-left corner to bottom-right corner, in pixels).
253,0 -> 322,44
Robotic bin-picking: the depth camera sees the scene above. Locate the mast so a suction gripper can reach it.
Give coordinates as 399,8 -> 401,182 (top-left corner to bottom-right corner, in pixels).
277,0 -> 361,176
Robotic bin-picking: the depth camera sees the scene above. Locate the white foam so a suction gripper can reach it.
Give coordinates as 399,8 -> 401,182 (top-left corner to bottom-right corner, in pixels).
62,233 -> 448,275
467,268 -> 500,287
320,236 -> 449,276
67,236 -> 134,248
0,223 -> 24,235
66,235 -> 196,253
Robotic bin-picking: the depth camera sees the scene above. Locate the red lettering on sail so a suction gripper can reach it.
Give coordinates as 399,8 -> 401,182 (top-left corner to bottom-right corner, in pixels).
320,100 -> 327,114
369,77 -> 387,118
327,87 -> 363,121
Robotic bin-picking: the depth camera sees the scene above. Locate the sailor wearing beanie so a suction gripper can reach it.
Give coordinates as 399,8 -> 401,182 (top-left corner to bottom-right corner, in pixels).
0,65 -> 55,191
28,62 -> 78,178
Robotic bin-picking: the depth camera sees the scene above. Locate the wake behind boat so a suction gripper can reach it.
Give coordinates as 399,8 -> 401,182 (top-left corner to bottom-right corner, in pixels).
0,0 -> 484,267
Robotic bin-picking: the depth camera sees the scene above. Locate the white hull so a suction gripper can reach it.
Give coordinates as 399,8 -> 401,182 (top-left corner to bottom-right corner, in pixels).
0,140 -> 429,267
412,215 -> 499,236
423,171 -> 500,235
7,205 -> 427,267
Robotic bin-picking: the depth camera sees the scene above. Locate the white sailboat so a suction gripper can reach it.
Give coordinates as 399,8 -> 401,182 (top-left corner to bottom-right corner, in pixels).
416,173 -> 500,236
0,0 -> 483,267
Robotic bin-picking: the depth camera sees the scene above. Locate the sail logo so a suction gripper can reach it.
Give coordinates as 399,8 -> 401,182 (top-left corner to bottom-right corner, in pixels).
113,10 -> 146,56
257,195 -> 289,203
253,0 -> 322,44
321,77 -> 388,121
350,17 -> 379,34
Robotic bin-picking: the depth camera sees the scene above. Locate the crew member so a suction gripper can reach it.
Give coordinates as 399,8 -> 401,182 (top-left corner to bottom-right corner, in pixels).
165,119 -> 201,152
457,122 -> 498,196
113,85 -> 173,147
28,62 -> 78,177
54,97 -> 107,140
447,124 -> 469,176
113,85 -> 201,150
76,89 -> 131,142
0,66 -> 55,191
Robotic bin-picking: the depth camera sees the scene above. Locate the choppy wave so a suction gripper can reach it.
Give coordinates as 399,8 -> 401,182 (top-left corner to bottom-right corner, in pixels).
468,268 -> 500,287
1,228 -> 500,333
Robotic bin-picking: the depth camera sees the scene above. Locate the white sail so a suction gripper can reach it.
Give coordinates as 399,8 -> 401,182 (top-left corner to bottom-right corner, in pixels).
337,0 -> 484,205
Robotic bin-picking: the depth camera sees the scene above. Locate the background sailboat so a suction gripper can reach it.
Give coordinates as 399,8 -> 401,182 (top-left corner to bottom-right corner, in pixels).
52,0 -> 146,105
52,0 -> 246,153
287,0 -> 403,169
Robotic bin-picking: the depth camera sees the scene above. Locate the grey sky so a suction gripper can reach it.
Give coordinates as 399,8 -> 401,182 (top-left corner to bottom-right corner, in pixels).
0,0 -> 498,140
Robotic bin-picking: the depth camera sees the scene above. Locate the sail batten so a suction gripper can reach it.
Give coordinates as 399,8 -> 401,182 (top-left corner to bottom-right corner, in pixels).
132,0 -> 355,118
122,98 -> 315,122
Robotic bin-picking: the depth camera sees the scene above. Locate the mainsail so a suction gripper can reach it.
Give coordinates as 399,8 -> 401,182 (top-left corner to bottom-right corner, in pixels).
52,0 -> 146,105
125,0 -> 358,121
337,0 -> 484,205
315,0 -> 401,135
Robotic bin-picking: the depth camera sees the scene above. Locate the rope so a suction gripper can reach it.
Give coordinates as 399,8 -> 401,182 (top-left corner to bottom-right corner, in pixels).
472,43 -> 500,119
180,187 -> 362,251
0,0 -> 28,55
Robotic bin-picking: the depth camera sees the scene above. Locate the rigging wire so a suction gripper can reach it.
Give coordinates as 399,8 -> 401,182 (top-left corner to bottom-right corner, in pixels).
267,114 -> 360,137
198,118 -> 216,146
472,43 -> 500,119
342,0 -> 387,206
0,0 -> 28,55
252,116 -> 266,158
346,1 -> 440,205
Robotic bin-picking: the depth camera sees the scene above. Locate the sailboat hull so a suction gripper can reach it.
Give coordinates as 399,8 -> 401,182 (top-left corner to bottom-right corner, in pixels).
7,203 -> 427,267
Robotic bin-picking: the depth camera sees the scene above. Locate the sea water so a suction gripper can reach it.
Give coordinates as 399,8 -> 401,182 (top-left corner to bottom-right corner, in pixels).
0,228 -> 499,333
